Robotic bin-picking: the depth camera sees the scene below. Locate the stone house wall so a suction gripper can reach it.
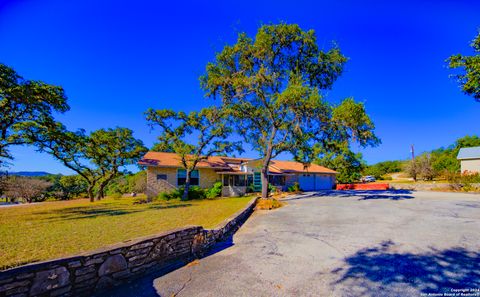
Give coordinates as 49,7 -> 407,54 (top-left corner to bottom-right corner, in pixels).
145,167 -> 221,198
0,198 -> 258,297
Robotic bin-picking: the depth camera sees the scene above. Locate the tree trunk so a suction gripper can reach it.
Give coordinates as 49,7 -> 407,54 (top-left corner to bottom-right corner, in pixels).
87,185 -> 95,202
182,170 -> 191,201
95,182 -> 107,201
261,146 -> 274,199
261,167 -> 269,198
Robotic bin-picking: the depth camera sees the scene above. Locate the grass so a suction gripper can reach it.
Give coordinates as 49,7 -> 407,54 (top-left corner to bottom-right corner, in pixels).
0,195 -> 253,270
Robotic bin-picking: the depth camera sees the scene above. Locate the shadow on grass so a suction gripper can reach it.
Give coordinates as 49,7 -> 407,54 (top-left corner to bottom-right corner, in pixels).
331,241 -> 480,296
283,190 -> 414,201
35,203 -> 193,221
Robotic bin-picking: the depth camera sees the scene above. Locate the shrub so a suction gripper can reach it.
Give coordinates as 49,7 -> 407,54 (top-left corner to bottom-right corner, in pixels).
205,182 -> 222,199
246,184 -> 256,193
267,183 -> 277,194
186,186 -> 206,200
287,182 -> 301,192
110,193 -> 122,199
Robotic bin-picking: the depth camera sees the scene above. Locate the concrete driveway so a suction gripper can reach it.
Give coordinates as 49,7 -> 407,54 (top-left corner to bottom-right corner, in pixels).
106,190 -> 480,297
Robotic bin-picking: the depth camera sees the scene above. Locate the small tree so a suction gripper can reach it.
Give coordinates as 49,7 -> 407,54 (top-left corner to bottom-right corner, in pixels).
417,154 -> 436,181
404,159 -> 418,182
87,128 -> 147,200
146,106 -> 242,200
0,63 -> 69,166
448,31 -> 480,102
201,24 -> 378,198
5,176 -> 51,203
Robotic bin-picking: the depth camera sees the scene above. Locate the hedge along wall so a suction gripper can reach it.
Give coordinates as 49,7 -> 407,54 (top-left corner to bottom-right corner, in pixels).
0,197 -> 258,297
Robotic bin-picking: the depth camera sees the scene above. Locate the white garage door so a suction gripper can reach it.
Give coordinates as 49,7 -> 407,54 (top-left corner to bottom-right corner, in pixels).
298,174 -> 333,190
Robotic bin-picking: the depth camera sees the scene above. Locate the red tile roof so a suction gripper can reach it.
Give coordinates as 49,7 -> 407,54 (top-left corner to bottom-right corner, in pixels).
138,152 -> 337,174
269,160 -> 337,174
138,152 -> 249,169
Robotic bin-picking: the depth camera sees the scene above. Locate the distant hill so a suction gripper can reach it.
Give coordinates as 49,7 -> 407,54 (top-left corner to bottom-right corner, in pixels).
8,171 -> 53,177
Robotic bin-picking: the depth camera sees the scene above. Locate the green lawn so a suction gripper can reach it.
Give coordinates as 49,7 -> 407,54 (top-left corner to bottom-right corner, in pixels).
0,196 -> 252,270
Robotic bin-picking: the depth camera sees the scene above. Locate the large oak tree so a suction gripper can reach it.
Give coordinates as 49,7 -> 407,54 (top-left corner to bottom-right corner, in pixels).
0,63 -> 68,166
146,106 -> 242,200
201,24 -> 378,198
24,123 -> 146,201
448,31 -> 480,102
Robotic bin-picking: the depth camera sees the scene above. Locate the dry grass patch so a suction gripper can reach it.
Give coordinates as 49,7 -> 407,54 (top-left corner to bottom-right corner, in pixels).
0,195 -> 252,270
255,198 -> 284,210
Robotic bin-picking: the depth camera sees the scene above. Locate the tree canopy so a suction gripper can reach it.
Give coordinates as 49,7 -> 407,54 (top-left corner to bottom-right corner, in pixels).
0,63 -> 69,166
24,122 -> 146,201
448,31 -> 480,102
201,23 -> 378,197
146,106 -> 242,200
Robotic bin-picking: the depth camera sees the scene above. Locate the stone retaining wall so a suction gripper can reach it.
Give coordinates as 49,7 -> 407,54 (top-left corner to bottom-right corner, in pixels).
0,197 -> 258,297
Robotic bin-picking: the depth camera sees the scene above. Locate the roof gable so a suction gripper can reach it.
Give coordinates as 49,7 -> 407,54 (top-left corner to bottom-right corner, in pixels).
457,146 -> 480,160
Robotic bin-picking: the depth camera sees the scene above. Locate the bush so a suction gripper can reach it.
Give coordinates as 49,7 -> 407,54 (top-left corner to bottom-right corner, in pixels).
186,186 -> 206,200
267,183 -> 277,193
205,182 -> 222,199
380,175 -> 393,181
287,182 -> 301,192
110,193 -> 122,199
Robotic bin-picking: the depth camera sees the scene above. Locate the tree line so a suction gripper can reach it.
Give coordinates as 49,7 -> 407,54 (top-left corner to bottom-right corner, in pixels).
1,24 -> 478,201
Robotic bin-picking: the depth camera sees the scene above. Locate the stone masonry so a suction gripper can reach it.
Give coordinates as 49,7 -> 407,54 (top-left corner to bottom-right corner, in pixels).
0,197 -> 258,297
145,167 -> 221,198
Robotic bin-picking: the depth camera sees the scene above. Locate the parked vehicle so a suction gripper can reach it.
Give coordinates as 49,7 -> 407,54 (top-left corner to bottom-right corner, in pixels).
362,176 -> 376,183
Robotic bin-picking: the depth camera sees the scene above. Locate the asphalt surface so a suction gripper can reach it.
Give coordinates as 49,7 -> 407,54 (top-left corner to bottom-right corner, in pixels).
107,190 -> 480,297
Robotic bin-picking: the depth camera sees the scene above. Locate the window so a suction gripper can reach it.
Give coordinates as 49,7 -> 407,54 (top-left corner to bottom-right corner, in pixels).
269,175 -> 286,186
234,175 -> 246,186
157,174 -> 167,181
223,174 -> 246,187
177,169 -> 199,186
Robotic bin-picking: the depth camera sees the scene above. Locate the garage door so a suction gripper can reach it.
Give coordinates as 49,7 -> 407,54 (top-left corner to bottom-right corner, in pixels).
298,174 -> 315,191
298,174 -> 333,190
315,174 -> 333,190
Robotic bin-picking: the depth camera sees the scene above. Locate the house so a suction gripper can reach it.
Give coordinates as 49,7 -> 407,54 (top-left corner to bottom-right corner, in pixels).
457,146 -> 480,174
138,151 -> 337,197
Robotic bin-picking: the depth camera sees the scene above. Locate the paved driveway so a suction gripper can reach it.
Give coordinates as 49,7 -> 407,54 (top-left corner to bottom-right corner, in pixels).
107,190 -> 480,297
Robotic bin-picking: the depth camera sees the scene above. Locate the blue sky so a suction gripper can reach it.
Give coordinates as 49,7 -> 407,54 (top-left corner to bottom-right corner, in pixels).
1,0 -> 479,174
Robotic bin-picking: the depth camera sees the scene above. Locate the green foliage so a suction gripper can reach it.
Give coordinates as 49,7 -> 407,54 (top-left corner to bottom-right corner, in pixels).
25,123 -> 147,202
364,160 -> 403,179
58,175 -> 88,199
205,181 -> 222,199
287,182 -> 301,192
146,106 -> 242,200
201,23 -> 378,197
315,144 -> 365,183
156,186 -> 208,201
267,183 -> 277,194
448,31 -> 480,102
0,63 -> 69,166
106,171 -> 147,195
110,193 -> 122,199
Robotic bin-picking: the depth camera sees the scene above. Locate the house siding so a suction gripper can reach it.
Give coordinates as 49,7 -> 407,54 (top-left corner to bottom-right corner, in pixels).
145,167 -> 220,198
461,159 -> 480,173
